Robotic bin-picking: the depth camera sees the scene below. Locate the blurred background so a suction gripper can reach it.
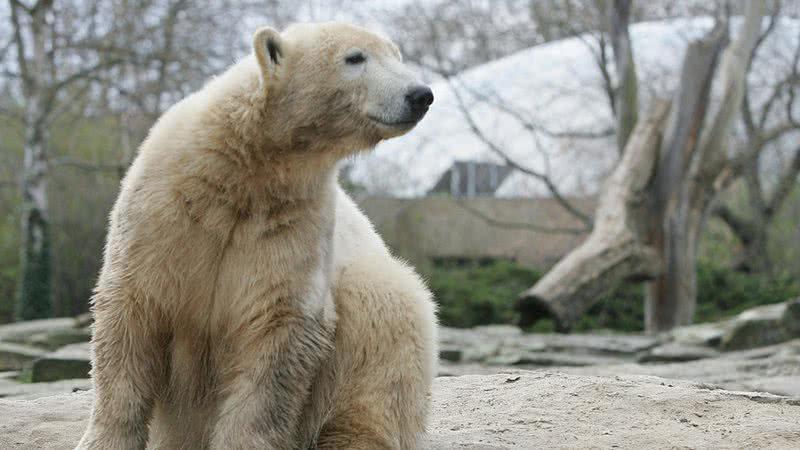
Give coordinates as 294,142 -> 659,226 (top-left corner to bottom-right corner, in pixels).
0,0 -> 798,343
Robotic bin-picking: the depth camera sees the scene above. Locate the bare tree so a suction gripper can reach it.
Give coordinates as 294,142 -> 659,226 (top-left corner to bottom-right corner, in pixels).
4,0 -> 241,319
8,0 -> 127,319
519,2 -> 767,333
387,0 -> 543,76
711,8 -> 800,273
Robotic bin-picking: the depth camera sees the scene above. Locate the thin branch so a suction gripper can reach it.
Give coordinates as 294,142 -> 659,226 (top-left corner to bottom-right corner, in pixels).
459,81 -> 615,140
739,6 -> 776,141
51,158 -> 126,173
29,0 -> 53,16
712,202 -> 756,243
446,77 -> 594,228
8,0 -> 32,14
766,146 -> 800,216
760,121 -> 800,144
576,31 -> 616,116
749,0 -> 780,65
756,70 -> 799,131
453,199 -> 589,235
744,163 -> 767,215
46,78 -> 94,123
741,86 -> 757,139
785,33 -> 800,126
9,0 -> 31,92
50,57 -> 126,94
0,37 -> 14,63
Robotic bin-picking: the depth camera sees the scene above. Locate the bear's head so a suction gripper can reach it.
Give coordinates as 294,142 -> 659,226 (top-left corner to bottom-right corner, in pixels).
251,22 -> 433,156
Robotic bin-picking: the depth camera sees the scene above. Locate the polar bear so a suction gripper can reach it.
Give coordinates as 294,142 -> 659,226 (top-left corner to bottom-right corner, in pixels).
76,23 -> 437,450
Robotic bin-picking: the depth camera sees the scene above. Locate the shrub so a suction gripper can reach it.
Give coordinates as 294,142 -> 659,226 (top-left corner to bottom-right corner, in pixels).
424,260 -> 800,331
694,262 -> 800,323
423,260 -> 542,328
576,262 -> 800,332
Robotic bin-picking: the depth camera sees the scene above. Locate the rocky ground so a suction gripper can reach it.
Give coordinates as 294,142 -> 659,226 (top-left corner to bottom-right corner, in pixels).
1,372 -> 798,449
0,299 -> 798,448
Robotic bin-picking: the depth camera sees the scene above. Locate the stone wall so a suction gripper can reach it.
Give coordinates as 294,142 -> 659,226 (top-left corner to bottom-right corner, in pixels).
356,195 -> 595,268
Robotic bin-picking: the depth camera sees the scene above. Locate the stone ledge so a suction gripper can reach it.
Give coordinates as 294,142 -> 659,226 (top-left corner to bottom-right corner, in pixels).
1,372 -> 798,449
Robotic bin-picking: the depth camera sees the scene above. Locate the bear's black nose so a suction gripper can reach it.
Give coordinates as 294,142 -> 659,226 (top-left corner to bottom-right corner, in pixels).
406,85 -> 434,113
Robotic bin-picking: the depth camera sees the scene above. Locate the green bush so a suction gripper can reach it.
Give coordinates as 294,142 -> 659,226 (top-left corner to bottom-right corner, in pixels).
577,262 -> 800,332
694,262 -> 800,323
573,279 -> 645,332
425,260 -> 800,331
423,260 -> 542,328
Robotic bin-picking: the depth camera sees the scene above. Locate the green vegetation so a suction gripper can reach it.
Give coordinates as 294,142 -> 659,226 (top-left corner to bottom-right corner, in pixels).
694,264 -> 800,322
0,115 -> 123,322
424,260 -> 800,332
424,260 -> 542,328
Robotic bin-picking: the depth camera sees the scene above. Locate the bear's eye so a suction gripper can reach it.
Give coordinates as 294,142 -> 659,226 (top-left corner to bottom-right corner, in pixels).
344,51 -> 366,65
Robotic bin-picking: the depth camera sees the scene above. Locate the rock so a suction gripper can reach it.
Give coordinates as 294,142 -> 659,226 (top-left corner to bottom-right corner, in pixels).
2,372 -> 800,449
781,297 -> 800,338
440,326 -> 521,363
31,343 -> 91,383
513,338 -> 548,353
26,327 -> 91,351
560,339 -> 800,398
0,391 -> 92,450
484,349 -> 523,366
738,376 -> 800,398
462,342 -> 501,362
493,351 -> 626,367
668,321 -> 728,347
426,373 -> 800,449
437,362 -> 516,377
0,342 -> 46,371
438,347 -> 462,362
523,333 -> 660,356
438,326 -> 659,366
637,342 -> 720,363
0,378 -> 91,400
74,312 -> 93,329
0,318 -> 78,343
721,303 -> 787,351
472,325 -> 522,338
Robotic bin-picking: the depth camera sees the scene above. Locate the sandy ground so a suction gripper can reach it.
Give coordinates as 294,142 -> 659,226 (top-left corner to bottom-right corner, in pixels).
1,371 -> 798,449
426,372 -> 800,449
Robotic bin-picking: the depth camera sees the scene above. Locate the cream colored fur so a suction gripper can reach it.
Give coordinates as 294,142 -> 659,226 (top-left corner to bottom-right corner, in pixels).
76,22 -> 437,450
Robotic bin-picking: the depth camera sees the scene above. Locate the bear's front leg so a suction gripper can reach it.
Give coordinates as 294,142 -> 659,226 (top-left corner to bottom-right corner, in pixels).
210,302 -> 335,450
76,292 -> 169,450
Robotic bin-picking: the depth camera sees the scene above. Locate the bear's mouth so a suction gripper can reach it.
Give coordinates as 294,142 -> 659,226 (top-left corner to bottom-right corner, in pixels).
367,115 -> 419,130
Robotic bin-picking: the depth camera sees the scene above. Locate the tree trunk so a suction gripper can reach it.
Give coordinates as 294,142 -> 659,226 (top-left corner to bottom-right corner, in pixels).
645,189 -> 705,331
643,26 -> 727,332
13,0 -> 54,320
608,0 -> 639,153
517,101 -> 669,331
16,104 -> 51,320
647,2 -> 764,332
738,225 -> 770,272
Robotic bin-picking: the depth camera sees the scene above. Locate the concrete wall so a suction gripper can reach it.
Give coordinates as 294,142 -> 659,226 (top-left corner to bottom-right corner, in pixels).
356,196 -> 595,269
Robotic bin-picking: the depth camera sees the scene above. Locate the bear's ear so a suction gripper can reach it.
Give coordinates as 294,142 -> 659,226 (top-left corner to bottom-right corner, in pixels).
252,27 -> 284,88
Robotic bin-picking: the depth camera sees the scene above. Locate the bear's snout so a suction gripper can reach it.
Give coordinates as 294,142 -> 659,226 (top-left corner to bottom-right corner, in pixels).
405,85 -> 434,121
